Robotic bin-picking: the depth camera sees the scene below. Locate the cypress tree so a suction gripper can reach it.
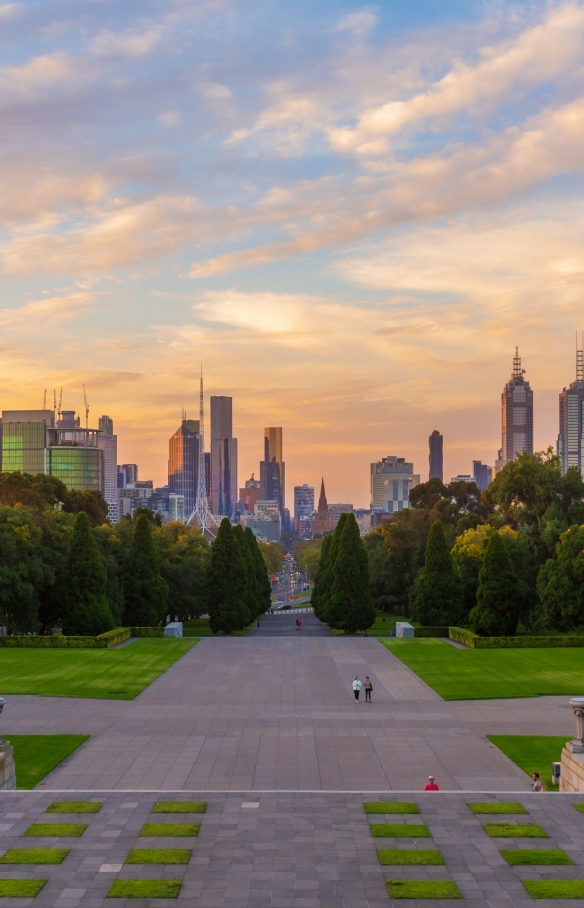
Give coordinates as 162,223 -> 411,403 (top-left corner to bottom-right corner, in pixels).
317,513 -> 348,624
311,533 -> 332,619
122,514 -> 169,627
206,518 -> 248,633
244,526 -> 271,614
326,513 -> 376,632
233,524 -> 256,622
412,519 -> 464,626
469,530 -> 523,636
62,511 -> 114,636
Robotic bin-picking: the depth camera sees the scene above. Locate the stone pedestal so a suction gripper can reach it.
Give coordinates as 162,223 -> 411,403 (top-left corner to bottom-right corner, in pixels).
560,747 -> 584,793
0,741 -> 16,790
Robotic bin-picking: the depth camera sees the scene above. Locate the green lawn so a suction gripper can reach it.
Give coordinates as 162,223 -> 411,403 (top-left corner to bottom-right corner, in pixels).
8,735 -> 89,789
483,823 -> 548,838
501,849 -> 574,865
0,881 -> 46,897
139,823 -> 200,837
46,801 -> 101,813
331,612 -> 417,637
152,801 -> 206,813
467,803 -> 528,815
125,848 -> 191,864
0,639 -> 196,699
370,823 -> 430,837
364,802 -> 419,814
107,880 -> 182,898
183,616 -> 251,636
523,880 -> 584,898
381,638 -> 584,699
24,823 -> 87,837
378,849 -> 444,865
488,736 -> 571,791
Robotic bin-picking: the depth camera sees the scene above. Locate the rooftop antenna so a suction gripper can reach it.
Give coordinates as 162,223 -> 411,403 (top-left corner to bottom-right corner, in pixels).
512,346 -> 525,379
83,385 -> 89,430
187,366 -> 218,540
577,332 -> 584,383
58,387 -> 62,423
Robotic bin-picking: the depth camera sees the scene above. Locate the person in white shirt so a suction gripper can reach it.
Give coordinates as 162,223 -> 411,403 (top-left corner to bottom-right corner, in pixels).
352,677 -> 362,702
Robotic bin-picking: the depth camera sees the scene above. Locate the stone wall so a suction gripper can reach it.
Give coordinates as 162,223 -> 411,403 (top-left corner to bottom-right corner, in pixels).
0,741 -> 16,790
559,746 -> 584,793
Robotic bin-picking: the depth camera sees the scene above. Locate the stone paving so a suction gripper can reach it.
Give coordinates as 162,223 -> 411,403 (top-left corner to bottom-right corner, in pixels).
0,790 -> 584,907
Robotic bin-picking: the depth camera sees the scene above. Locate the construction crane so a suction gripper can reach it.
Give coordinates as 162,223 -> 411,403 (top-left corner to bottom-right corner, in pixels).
58,387 -> 62,423
43,389 -> 46,409
83,385 -> 89,430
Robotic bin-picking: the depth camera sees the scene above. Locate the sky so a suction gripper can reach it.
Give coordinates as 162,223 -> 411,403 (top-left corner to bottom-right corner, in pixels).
1,0 -> 584,508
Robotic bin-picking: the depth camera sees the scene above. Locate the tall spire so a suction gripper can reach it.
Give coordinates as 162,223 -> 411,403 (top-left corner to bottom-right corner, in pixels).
187,366 -> 218,540
512,346 -> 525,380
317,477 -> 328,514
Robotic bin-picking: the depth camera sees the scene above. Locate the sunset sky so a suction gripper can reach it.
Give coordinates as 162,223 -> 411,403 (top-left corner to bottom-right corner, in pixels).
2,0 -> 584,507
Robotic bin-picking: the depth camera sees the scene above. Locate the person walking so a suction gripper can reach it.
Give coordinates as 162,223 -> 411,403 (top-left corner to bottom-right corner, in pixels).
531,772 -> 545,791
352,677 -> 362,702
364,676 -> 373,703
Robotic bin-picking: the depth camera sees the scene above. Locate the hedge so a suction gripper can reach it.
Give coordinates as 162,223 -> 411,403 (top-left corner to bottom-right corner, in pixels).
414,627 -> 449,637
131,626 -> 164,637
447,627 -> 584,649
0,627 -> 168,647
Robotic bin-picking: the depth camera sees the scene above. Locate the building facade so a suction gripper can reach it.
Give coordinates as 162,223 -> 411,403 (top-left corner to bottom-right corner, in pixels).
260,427 -> 285,514
239,474 -> 261,514
496,348 -> 533,472
370,456 -> 420,512
210,396 -> 237,518
98,415 -> 118,522
429,430 -> 443,481
294,483 -> 314,519
312,479 -> 335,535
558,342 -> 584,478
329,503 -> 353,526
168,418 -> 200,521
472,460 -> 493,491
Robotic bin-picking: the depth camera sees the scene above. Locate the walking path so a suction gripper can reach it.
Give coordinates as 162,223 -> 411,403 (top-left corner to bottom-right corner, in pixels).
5,635 -> 574,792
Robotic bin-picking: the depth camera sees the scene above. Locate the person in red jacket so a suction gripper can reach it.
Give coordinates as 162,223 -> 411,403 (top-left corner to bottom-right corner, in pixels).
424,775 -> 439,791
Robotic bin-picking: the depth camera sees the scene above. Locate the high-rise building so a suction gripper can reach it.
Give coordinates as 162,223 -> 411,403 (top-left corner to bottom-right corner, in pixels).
98,415 -> 118,522
260,427 -> 285,514
329,503 -> 353,526
239,474 -> 261,514
168,418 -> 200,520
370,456 -> 420,512
210,396 -> 237,518
558,338 -> 584,479
496,348 -> 533,472
472,460 -> 493,491
429,430 -> 443,481
1,409 -> 103,492
294,483 -> 314,519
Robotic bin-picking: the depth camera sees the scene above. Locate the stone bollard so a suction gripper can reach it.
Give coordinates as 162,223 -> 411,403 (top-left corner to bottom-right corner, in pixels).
0,698 -> 16,791
559,697 -> 584,792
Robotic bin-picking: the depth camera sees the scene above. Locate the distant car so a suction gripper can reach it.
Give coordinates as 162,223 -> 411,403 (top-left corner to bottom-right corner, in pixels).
282,604 -> 292,610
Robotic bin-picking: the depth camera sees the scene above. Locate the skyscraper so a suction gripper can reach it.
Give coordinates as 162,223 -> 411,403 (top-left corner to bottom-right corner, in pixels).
294,483 -> 314,520
558,337 -> 584,478
496,348 -> 533,472
370,456 -> 420,511
210,396 -> 237,517
429,430 -> 443,481
98,415 -> 118,522
168,418 -> 200,520
260,427 -> 285,513
472,460 -> 493,492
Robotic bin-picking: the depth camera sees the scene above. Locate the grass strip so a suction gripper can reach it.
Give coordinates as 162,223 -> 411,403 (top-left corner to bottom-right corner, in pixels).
0,848 -> 69,864
8,735 -> 89,789
0,880 -> 47,896
125,848 -> 192,864
487,735 -> 570,791
139,823 -> 200,837
364,802 -> 419,814
378,849 -> 444,865
24,823 -> 87,837
468,802 -> 527,815
46,801 -> 101,813
152,801 -> 206,813
483,822 -> 547,838
523,880 -> 584,898
370,823 -> 430,837
386,880 -> 461,899
107,880 -> 182,898
501,849 -> 574,865
573,803 -> 584,813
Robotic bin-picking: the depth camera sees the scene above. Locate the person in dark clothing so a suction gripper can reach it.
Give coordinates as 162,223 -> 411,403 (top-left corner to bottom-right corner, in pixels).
364,676 -> 373,702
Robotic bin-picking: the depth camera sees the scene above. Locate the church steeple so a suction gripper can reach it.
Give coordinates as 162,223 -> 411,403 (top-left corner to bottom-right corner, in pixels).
317,477 -> 328,514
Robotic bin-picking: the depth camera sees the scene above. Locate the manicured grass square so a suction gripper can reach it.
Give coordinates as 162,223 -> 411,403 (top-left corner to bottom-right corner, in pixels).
370,823 -> 430,837
573,803 -> 584,813
523,880 -> 584,898
46,801 -> 102,813
8,735 -> 89,789
126,848 -> 191,864
468,802 -> 528,815
487,735 -> 570,790
0,880 -> 47,896
139,823 -> 200,837
152,801 -> 206,813
107,880 -> 182,898
378,849 -> 444,865
364,802 -> 419,814
386,880 -> 461,899
24,823 -> 87,837
483,822 -> 547,838
0,848 -> 69,864
501,849 -> 574,865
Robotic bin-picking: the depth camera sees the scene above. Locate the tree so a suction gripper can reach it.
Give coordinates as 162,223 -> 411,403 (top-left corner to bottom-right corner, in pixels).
244,526 -> 271,614
0,507 -> 44,634
537,525 -> 584,632
311,533 -> 332,619
122,514 -> 169,627
61,511 -> 113,635
326,513 -> 375,632
154,522 -> 209,621
234,524 -> 258,621
365,509 -> 431,614
409,477 -> 448,511
469,530 -> 523,636
206,518 -> 249,633
411,520 -> 464,626
63,489 -> 109,526
258,541 -> 285,575
313,512 -> 348,622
